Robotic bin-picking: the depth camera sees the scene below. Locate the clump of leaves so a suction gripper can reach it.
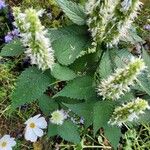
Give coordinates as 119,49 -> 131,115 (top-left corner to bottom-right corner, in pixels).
1,0 -> 150,149
122,124 -> 150,150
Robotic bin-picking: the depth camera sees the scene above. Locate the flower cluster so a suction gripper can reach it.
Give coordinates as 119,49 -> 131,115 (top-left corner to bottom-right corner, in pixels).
85,0 -> 142,46
109,0 -> 143,46
0,135 -> 16,150
13,7 -> 55,70
0,0 -> 6,10
97,58 -> 146,100
50,110 -> 68,125
4,29 -> 20,43
108,98 -> 150,126
85,0 -> 118,44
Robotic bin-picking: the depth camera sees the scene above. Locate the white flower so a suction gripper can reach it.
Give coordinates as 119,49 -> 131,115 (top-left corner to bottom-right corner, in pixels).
24,114 -> 47,142
108,98 -> 150,126
50,110 -> 67,125
13,7 -> 55,70
0,135 -> 16,150
97,57 -> 146,100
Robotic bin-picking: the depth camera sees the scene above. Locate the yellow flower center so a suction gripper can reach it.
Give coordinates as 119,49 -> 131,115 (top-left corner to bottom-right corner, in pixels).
30,122 -> 36,128
1,141 -> 7,147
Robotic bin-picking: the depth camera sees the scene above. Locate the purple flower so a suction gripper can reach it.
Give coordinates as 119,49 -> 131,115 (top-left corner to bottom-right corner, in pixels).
12,29 -> 20,37
5,33 -> 13,43
143,25 -> 150,31
5,29 -> 20,43
79,117 -> 84,124
0,0 -> 6,10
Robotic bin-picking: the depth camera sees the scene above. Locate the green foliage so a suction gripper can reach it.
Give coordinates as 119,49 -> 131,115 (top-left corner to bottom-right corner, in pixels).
65,102 -> 94,127
93,101 -> 116,135
1,0 -> 150,148
38,94 -> 58,116
142,49 -> 150,73
0,39 -> 25,56
48,120 -> 81,144
56,0 -> 86,25
97,50 -> 113,79
93,101 -> 121,148
11,67 -> 55,107
51,63 -> 77,81
54,76 -> 96,100
50,25 -> 90,65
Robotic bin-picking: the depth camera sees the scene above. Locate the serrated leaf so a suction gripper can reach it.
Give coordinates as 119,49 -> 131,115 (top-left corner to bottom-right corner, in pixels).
0,39 -> 24,56
48,123 -> 58,137
142,49 -> 150,73
104,126 -> 121,149
54,76 -> 96,100
48,120 -> 80,144
50,25 -> 90,65
65,102 -> 94,128
98,50 -> 113,79
93,101 -> 121,148
93,101 -> 116,135
70,53 -> 97,75
121,26 -> 144,44
56,0 -> 86,25
11,67 -> 55,107
51,63 -> 77,81
38,94 -> 58,116
137,73 -> 150,96
114,49 -> 133,68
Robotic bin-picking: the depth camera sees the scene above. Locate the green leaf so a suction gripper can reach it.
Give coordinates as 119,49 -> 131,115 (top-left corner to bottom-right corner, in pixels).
137,73 -> 150,96
56,0 -> 86,25
142,49 -> 150,73
0,39 -> 25,56
48,120 -> 81,144
93,101 -> 121,149
50,25 -> 90,65
11,67 -> 55,107
38,94 -> 58,116
54,76 -> 96,100
114,49 -> 133,68
65,102 -> 94,128
51,63 -> 77,81
93,101 -> 116,135
70,53 -> 97,75
121,26 -> 144,44
98,50 -> 113,79
104,126 -> 121,149
48,123 -> 58,137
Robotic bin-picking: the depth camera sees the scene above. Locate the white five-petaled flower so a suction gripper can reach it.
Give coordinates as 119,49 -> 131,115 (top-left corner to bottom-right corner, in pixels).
50,110 -> 68,125
0,135 -> 16,150
24,114 -> 47,142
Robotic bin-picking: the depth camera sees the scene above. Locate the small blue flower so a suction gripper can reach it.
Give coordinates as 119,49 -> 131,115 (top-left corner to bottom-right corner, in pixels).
79,117 -> 84,124
0,0 -> 6,10
5,33 -> 13,43
143,24 -> 150,31
12,29 -> 20,37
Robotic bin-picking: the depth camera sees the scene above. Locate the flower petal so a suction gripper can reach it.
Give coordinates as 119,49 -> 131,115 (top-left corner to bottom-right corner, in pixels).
8,138 -> 16,147
36,117 -> 47,129
3,146 -> 12,150
25,114 -> 41,125
33,127 -> 44,137
24,127 -> 38,142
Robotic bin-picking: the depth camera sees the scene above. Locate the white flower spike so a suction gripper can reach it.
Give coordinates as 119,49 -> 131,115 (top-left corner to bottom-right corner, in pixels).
108,98 -> 150,126
50,110 -> 68,125
0,135 -> 16,150
97,57 -> 146,100
13,7 -> 55,71
24,114 -> 47,142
